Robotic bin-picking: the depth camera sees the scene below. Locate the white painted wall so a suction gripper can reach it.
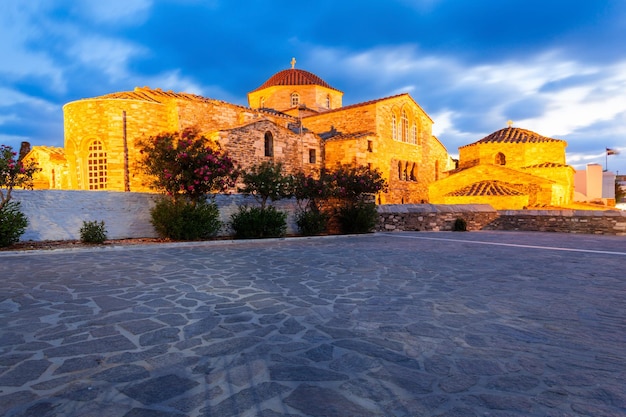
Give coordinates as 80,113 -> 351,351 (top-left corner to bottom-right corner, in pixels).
11,190 -> 300,241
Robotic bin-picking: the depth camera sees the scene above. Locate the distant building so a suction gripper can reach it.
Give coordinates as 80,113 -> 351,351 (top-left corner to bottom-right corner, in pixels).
428,127 -> 575,209
574,164 -> 617,206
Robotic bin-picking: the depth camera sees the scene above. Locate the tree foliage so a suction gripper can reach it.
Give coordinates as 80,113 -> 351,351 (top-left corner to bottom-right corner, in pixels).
0,145 -> 40,210
238,161 -> 293,209
138,129 -> 238,203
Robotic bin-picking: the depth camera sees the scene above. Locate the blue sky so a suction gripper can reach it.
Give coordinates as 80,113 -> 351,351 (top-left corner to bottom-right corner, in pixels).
1,0 -> 625,174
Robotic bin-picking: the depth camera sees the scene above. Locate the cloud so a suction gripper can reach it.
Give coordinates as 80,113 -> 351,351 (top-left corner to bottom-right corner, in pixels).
68,36 -> 148,82
73,0 -> 152,24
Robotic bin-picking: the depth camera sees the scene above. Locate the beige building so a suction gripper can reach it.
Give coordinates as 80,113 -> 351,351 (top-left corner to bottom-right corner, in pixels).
429,126 -> 575,209
26,62 -> 452,204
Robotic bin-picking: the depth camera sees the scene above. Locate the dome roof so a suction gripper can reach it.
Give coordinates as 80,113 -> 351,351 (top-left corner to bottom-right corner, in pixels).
252,68 -> 340,92
462,127 -> 563,148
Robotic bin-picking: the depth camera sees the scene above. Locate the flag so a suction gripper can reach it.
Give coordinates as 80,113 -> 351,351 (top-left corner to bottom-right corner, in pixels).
606,148 -> 620,155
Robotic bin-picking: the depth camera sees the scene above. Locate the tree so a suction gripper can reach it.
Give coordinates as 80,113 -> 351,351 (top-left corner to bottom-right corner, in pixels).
137,129 -> 238,240
137,128 -> 238,203
238,161 -> 293,209
0,144 -> 39,247
0,145 -> 39,210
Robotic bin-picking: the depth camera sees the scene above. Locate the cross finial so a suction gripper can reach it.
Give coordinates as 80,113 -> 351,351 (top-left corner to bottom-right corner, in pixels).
507,120 -> 514,128
290,57 -> 296,69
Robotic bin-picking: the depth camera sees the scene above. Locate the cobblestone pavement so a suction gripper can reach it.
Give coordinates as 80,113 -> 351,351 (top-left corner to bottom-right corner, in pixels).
1,231 -> 625,417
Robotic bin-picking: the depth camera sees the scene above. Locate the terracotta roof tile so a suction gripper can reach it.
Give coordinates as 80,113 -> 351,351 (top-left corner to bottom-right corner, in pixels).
461,127 -> 563,148
251,69 -> 340,92
522,162 -> 569,169
446,180 -> 524,197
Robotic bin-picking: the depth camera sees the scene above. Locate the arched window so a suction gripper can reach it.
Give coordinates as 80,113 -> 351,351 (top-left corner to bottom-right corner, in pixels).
403,162 -> 408,181
264,131 -> 274,157
410,163 -> 417,181
411,124 -> 417,144
392,114 -> 397,140
401,111 -> 409,142
259,97 -> 265,108
398,161 -> 402,180
325,94 -> 331,109
291,93 -> 300,107
87,140 -> 107,190
495,152 -> 506,165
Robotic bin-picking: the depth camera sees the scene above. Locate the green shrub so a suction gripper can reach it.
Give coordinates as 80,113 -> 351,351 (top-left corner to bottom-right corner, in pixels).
230,206 -> 287,239
150,198 -> 221,241
296,209 -> 328,236
336,202 -> 378,234
453,217 -> 468,232
80,220 -> 108,244
0,201 -> 28,247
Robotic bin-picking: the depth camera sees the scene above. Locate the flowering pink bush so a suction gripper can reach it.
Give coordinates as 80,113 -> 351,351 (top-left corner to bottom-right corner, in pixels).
0,145 -> 39,209
138,129 -> 238,203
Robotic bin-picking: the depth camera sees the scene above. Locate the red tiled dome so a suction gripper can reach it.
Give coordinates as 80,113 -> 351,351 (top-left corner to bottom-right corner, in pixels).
252,69 -> 339,92
462,127 -> 563,148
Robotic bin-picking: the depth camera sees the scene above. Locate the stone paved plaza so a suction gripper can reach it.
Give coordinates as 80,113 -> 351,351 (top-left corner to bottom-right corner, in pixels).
1,231 -> 625,417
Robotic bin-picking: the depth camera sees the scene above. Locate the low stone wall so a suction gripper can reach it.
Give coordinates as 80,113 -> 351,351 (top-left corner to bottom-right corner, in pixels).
377,204 -> 626,236
12,190 -> 299,241
485,210 -> 626,235
10,191 -> 626,241
377,204 -> 499,232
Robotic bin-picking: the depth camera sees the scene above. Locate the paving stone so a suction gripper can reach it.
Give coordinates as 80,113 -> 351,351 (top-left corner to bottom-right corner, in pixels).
139,327 -> 180,346
123,408 -> 186,417
0,390 -> 38,415
120,319 -> 165,335
333,339 -> 421,368
200,382 -> 290,417
2,232 -> 626,417
269,365 -> 349,381
0,359 -> 51,386
183,316 -> 221,338
193,336 -> 263,356
54,355 -> 103,375
329,352 -> 379,372
439,374 -> 479,393
44,335 -> 136,357
92,364 -> 150,382
304,343 -> 334,362
107,344 -> 169,363
283,384 -> 382,417
119,374 -> 199,405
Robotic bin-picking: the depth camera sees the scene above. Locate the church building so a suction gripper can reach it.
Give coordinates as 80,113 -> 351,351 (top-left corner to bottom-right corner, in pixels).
26,60 -> 453,204
428,125 -> 575,209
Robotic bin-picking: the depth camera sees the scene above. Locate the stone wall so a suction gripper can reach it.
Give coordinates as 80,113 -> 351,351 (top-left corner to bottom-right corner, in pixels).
377,204 -> 626,235
12,190 -> 300,242
11,191 -> 626,242
485,210 -> 626,235
377,204 -> 499,232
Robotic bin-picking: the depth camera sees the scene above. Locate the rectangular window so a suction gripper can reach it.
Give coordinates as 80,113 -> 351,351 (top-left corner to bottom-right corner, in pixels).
367,140 -> 373,152
309,149 -> 316,164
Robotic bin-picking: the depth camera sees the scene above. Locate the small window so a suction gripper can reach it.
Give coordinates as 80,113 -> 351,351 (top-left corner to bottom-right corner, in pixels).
259,97 -> 265,108
410,163 -> 417,181
435,160 -> 440,180
401,111 -> 409,142
291,93 -> 300,107
398,161 -> 402,180
495,152 -> 506,165
264,131 -> 274,157
392,114 -> 397,140
87,140 -> 107,190
325,94 -> 331,109
411,124 -> 417,144
309,149 -> 316,164
367,140 -> 373,152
